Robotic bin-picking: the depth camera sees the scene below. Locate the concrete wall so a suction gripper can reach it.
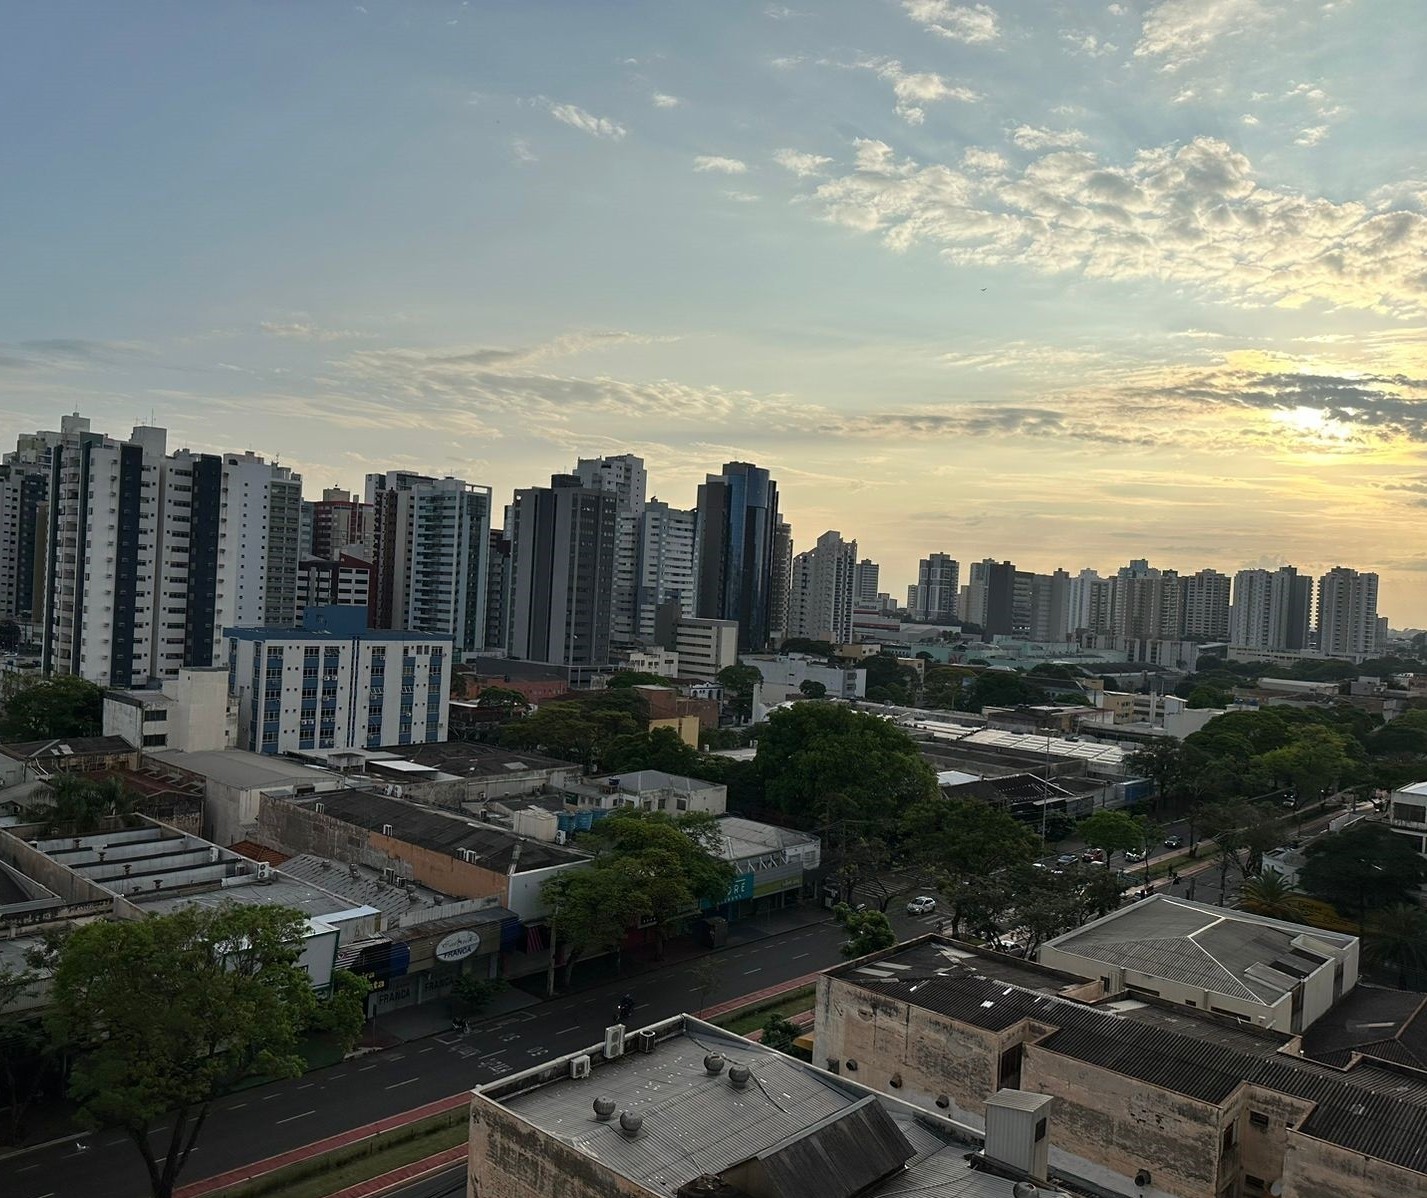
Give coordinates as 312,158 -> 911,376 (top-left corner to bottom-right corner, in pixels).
1283,1130 -> 1427,1198
468,1097 -> 652,1198
102,699 -> 145,750
0,829 -> 115,907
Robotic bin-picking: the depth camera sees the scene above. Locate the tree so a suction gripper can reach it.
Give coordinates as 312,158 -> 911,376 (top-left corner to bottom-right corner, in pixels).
307,969 -> 370,1051
1198,800 -> 1284,879
1300,824 -> 1427,929
1238,870 -> 1307,920
0,964 -> 55,1145
718,664 -> 763,721
756,704 -> 937,830
1042,811 -> 1076,843
1016,865 -> 1127,954
42,773 -> 134,834
1365,904 -> 1427,989
956,670 -> 1044,714
450,974 -> 506,1020
1259,725 -> 1358,807
760,1013 -> 801,1053
46,905 -> 317,1198
834,903 -> 896,958
0,675 -> 104,740
863,654 -> 917,705
780,638 -> 836,659
1076,810 -> 1147,858
601,727 -> 705,777
0,620 -> 19,652
542,811 -> 736,989
1125,738 -> 1183,810
606,671 -> 673,689
498,693 -> 645,772
474,686 -> 530,713
799,679 -> 827,699
902,799 -> 1037,937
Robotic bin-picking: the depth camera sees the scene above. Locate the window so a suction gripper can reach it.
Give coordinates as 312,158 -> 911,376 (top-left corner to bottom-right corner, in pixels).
1221,1124 -> 1236,1155
1244,1177 -> 1264,1192
1249,1111 -> 1270,1130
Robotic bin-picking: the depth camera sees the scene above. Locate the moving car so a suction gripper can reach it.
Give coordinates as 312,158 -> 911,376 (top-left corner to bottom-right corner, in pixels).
906,895 -> 937,915
1124,848 -> 1147,863
1163,835 -> 1184,850
1081,848 -> 1106,864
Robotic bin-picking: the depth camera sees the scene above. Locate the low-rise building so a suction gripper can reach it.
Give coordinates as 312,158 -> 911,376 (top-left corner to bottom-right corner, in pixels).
469,1015 -> 1095,1198
102,666 -> 234,753
1037,895 -> 1358,1034
1387,779 -> 1427,855
655,613 -> 738,681
816,936 -> 1427,1198
566,770 -> 728,816
710,815 -> 819,917
744,653 -> 866,703
226,605 -> 451,755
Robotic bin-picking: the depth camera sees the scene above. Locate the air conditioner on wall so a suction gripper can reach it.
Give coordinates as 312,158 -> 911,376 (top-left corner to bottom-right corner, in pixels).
569,1054 -> 591,1079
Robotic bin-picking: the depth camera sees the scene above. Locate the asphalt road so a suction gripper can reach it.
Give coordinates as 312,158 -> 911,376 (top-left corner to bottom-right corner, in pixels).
6,916 -> 850,1198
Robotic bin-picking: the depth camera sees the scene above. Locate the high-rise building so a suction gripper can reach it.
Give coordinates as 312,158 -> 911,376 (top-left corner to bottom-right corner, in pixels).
966,559 -> 1016,636
297,553 -> 373,623
787,530 -> 857,644
910,553 -> 958,622
573,455 -> 647,650
507,474 -> 617,666
1111,562 -> 1184,640
484,529 -> 512,655
1229,567 -> 1312,650
365,471 -> 490,654
769,519 -> 793,648
1183,568 -> 1231,640
0,447 -> 52,621
310,487 -> 374,561
1027,569 -> 1072,641
39,418 -> 302,687
1067,568 -> 1111,635
634,500 -> 697,642
695,462 -> 781,653
852,558 -> 880,605
1317,567 -> 1380,659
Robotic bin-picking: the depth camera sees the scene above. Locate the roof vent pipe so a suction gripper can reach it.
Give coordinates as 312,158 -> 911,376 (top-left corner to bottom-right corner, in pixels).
593,1097 -> 616,1121
619,1111 -> 643,1137
727,1064 -> 751,1090
703,1053 -> 726,1075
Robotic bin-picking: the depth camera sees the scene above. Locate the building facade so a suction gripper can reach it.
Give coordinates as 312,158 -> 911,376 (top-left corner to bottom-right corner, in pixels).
695,461 -> 782,653
226,606 -> 451,754
910,553 -> 958,623
507,474 -> 617,667
1229,567 -> 1313,652
1183,568 -> 1231,640
634,500 -> 696,642
1317,566 -> 1380,659
786,529 -> 857,644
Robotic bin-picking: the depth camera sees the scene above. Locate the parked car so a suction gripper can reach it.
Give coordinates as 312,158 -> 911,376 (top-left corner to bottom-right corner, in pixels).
1163,835 -> 1184,850
1056,853 -> 1080,867
1081,848 -> 1106,864
906,896 -> 937,915
1124,848 -> 1147,863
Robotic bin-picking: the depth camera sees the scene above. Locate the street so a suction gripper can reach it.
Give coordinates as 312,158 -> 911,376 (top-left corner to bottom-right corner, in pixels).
5,913 -> 851,1198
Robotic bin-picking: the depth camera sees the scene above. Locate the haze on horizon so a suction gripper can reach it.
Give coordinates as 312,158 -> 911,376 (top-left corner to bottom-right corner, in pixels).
3,2 -> 1426,622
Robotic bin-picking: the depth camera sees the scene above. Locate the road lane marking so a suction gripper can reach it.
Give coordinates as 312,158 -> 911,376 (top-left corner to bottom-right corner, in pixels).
418,1046 -> 434,1053
385,1076 -> 419,1089
558,1025 -> 580,1034
743,968 -> 762,975
228,1102 -> 249,1110
276,1110 -> 315,1125
358,1064 -> 378,1071
15,1162 -> 40,1173
791,953 -> 809,960
296,1083 -> 316,1091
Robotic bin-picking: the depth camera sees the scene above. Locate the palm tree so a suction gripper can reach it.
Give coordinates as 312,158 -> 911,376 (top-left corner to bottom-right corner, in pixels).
1238,869 -> 1305,920
1366,904 -> 1427,989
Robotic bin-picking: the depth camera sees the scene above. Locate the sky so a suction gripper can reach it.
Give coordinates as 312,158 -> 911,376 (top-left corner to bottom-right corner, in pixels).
3,1 -> 1427,623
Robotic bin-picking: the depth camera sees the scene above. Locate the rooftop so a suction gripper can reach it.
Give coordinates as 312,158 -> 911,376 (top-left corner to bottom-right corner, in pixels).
831,937 -> 1427,1176
483,1017 -> 1078,1198
277,852 -> 452,915
713,815 -> 820,862
292,790 -> 589,871
225,625 -> 451,643
597,770 -> 722,794
148,749 -> 339,791
0,735 -> 135,762
372,740 -> 577,777
1300,985 -> 1427,1071
1042,895 -> 1356,1007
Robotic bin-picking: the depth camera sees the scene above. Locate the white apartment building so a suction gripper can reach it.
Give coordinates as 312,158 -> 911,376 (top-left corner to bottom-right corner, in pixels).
909,553 -> 958,622
1183,568 -> 1231,640
406,478 -> 491,655
1229,566 -> 1312,652
634,500 -> 696,641
1317,566 -> 1381,660
226,607 -> 451,755
573,454 -> 647,650
787,529 -> 857,644
103,666 -> 234,753
297,554 -> 372,623
852,558 -> 879,605
664,616 -> 738,681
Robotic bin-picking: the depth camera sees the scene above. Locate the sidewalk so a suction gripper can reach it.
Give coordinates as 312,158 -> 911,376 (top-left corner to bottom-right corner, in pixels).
365,903 -> 833,1047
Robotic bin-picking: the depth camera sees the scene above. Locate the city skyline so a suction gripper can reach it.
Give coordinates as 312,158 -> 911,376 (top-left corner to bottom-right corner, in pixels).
4,4 -> 1427,618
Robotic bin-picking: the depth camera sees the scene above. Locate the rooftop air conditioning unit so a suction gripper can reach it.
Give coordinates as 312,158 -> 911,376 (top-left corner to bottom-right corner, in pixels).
635,1030 -> 657,1054
603,1025 -> 626,1060
569,1054 -> 592,1079
255,861 -> 273,882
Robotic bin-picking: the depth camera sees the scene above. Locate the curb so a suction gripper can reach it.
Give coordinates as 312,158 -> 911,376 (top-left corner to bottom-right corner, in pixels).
699,970 -> 822,1021
327,1143 -> 467,1198
0,1129 -> 93,1164
175,1093 -> 470,1198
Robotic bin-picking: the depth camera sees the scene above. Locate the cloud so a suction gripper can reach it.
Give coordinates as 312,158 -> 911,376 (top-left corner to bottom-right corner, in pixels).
1241,114 -> 1260,126
1135,0 -> 1272,68
694,155 -> 749,174
545,100 -> 626,140
259,321 -> 365,342
1062,31 -> 1118,57
764,4 -> 807,16
724,191 -> 761,203
1295,125 -> 1330,147
1284,81 -> 1341,119
799,135 -> 1427,315
510,138 -> 538,164
1010,125 -> 1087,151
651,93 -> 682,108
773,148 -> 833,177
962,147 -> 1008,174
0,339 -> 147,369
862,58 -> 980,124
902,0 -> 1000,44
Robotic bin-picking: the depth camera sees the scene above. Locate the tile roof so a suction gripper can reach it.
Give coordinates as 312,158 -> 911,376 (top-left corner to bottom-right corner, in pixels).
837,940 -> 1427,1176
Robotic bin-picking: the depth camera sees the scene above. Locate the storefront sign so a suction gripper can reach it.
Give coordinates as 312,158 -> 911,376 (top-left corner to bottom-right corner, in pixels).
435,930 -> 482,962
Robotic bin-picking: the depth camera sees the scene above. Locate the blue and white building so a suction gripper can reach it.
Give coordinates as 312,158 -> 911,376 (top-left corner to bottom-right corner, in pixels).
226,606 -> 450,755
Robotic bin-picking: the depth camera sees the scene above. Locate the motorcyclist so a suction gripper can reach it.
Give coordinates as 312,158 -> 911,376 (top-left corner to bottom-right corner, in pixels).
617,993 -> 635,1021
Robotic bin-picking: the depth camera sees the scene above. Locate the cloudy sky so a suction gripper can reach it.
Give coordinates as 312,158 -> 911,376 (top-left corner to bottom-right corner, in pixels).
4,1 -> 1427,622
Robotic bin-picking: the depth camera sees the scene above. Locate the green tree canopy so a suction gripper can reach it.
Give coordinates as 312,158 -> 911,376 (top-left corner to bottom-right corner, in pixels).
755,703 -> 937,829
760,1012 -> 802,1053
474,686 -> 531,711
862,654 -> 917,705
1077,809 -> 1149,857
601,726 -> 707,777
1238,870 -> 1308,921
1258,724 -> 1359,804
0,675 -> 104,740
833,903 -> 897,958
1125,737 -> 1184,806
1300,824 -> 1427,920
498,689 -> 649,772
46,905 -> 317,1198
956,670 -> 1045,714
605,670 -> 673,689
718,664 -> 763,721
799,679 -> 827,699
1365,904 -> 1427,989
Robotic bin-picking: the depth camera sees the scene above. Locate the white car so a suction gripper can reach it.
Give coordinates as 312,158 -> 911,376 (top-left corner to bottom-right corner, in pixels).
906,896 -> 938,915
